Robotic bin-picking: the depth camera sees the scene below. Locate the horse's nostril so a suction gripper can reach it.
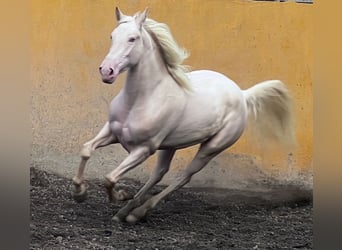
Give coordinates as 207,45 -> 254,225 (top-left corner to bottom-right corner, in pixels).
99,67 -> 114,76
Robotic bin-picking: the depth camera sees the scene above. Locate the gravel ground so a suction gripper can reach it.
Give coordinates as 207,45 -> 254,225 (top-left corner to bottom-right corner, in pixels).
30,167 -> 313,249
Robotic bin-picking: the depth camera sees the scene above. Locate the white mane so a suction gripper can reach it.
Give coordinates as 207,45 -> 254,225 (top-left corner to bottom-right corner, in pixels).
143,18 -> 191,90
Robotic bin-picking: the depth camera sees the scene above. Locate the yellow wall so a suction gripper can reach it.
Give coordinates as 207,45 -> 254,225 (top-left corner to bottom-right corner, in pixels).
31,0 -> 313,189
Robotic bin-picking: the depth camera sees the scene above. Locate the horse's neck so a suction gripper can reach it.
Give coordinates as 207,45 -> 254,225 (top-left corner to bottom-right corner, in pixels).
126,51 -> 166,90
123,39 -> 182,105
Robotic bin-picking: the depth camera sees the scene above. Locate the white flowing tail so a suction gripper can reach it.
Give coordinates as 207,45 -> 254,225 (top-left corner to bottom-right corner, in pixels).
243,80 -> 296,146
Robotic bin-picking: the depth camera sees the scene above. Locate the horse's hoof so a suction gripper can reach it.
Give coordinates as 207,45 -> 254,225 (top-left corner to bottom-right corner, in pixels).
117,189 -> 133,201
126,214 -> 138,224
112,215 -> 123,223
72,190 -> 88,203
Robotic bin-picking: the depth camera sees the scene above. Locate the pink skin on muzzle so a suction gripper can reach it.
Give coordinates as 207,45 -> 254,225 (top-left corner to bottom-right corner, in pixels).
99,64 -> 120,84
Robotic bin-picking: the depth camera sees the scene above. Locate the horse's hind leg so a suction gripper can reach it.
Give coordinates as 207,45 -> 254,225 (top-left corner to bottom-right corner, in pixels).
72,122 -> 116,202
113,149 -> 175,222
126,124 -> 244,223
125,145 -> 221,223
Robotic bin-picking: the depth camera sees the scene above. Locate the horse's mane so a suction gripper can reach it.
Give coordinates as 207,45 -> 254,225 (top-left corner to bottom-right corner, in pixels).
143,18 -> 191,90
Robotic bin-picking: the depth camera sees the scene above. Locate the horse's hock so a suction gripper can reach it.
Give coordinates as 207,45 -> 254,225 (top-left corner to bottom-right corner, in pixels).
31,1 -> 313,191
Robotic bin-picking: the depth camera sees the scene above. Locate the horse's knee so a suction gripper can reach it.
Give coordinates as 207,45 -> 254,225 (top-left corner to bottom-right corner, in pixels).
80,142 -> 92,159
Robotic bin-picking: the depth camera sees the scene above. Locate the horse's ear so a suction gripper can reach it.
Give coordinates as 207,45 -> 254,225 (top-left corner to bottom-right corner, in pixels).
135,8 -> 149,29
115,7 -> 126,22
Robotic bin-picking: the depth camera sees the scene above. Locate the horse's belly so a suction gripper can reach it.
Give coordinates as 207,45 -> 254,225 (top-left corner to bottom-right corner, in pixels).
160,130 -> 213,149
160,112 -> 225,149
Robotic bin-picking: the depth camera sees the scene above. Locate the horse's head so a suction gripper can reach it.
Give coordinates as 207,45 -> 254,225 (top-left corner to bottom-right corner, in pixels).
99,7 -> 148,84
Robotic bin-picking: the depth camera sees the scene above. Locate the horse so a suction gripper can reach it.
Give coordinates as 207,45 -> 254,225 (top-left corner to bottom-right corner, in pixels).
72,7 -> 295,223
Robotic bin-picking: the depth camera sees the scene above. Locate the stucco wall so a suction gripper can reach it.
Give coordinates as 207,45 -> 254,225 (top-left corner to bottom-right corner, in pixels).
31,0 -> 313,189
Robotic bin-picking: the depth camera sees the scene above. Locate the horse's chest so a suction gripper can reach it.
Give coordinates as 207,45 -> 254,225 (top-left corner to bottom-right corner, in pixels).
108,97 -> 167,147
109,119 -> 156,147
110,121 -> 132,144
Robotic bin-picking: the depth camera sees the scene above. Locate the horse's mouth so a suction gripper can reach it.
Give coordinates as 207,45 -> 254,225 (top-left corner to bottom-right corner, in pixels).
101,76 -> 116,84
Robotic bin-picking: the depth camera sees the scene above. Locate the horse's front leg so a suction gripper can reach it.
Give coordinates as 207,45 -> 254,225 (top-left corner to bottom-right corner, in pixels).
104,146 -> 152,205
72,122 -> 117,202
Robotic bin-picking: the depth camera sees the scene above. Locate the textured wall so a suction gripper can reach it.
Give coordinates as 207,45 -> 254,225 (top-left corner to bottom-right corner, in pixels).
31,0 -> 313,189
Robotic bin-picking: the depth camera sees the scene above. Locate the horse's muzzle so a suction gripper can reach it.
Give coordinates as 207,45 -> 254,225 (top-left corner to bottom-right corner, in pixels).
99,66 -> 119,84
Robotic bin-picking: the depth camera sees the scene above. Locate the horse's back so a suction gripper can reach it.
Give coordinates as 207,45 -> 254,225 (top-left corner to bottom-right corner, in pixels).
187,70 -> 243,98
187,70 -> 245,106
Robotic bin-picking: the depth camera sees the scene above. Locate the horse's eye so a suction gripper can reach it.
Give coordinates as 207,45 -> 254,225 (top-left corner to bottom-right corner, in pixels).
128,37 -> 136,43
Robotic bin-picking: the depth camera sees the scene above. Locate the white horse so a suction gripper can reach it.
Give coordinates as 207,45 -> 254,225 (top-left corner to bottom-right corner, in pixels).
72,7 -> 295,223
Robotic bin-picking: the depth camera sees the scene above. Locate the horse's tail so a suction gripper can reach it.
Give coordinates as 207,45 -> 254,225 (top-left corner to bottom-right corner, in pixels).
243,80 -> 296,146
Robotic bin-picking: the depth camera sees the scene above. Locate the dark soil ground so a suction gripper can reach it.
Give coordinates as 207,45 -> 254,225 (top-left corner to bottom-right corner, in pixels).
30,167 -> 313,249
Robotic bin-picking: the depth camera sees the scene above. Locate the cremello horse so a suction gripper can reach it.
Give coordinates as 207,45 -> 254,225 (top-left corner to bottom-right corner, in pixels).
72,8 -> 295,223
